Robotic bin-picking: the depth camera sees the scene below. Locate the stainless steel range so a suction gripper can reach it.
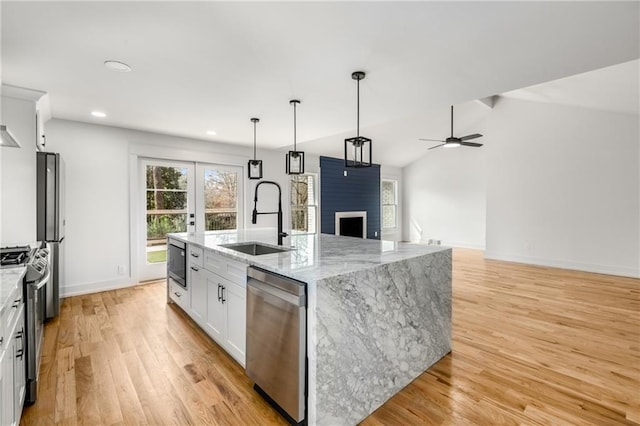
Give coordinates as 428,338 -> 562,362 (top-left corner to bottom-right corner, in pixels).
0,245 -> 50,405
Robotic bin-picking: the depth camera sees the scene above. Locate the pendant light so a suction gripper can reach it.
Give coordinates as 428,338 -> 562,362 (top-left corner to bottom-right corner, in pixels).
286,99 -> 305,175
248,118 -> 263,179
345,71 -> 372,168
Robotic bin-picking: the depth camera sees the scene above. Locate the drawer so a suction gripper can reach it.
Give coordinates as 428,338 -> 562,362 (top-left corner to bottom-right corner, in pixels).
188,245 -> 204,267
204,250 -> 247,287
168,278 -> 189,311
1,285 -> 23,351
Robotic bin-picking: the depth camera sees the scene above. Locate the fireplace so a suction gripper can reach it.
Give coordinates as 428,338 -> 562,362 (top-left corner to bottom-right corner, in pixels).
335,211 -> 367,239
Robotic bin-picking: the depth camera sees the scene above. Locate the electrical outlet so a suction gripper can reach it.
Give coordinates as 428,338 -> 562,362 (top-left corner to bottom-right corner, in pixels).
117,265 -> 125,275
343,170 -> 348,177
436,240 -> 441,245
374,231 -> 378,237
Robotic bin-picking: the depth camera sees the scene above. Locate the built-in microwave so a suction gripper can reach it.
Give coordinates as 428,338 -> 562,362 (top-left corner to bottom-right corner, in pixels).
167,238 -> 186,288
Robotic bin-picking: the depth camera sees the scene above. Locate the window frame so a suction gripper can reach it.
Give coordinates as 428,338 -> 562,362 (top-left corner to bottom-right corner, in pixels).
381,179 -> 398,230
290,173 -> 318,235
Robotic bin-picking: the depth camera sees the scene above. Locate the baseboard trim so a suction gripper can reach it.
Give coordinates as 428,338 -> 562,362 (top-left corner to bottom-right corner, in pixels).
483,251 -> 640,278
61,277 -> 137,298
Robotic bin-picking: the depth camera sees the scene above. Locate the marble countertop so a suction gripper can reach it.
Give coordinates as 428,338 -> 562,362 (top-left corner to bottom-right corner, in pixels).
0,267 -> 26,312
168,228 -> 449,283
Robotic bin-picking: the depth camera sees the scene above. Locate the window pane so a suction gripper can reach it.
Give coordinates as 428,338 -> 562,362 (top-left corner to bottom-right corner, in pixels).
204,169 -> 238,231
146,164 -> 189,264
382,205 -> 396,228
382,180 -> 396,204
291,206 -> 316,233
146,190 -> 187,211
291,175 -> 309,207
146,165 -> 187,190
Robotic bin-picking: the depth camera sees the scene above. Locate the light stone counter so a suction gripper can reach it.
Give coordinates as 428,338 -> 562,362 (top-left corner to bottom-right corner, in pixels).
0,267 -> 26,312
169,229 -> 451,425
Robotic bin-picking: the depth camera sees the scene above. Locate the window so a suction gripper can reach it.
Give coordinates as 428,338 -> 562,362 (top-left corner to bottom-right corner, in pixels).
203,167 -> 239,231
145,164 -> 190,263
290,174 -> 317,234
381,179 -> 398,229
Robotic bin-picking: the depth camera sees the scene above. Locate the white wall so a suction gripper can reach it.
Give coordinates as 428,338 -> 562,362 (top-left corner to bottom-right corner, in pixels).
403,97 -> 639,277
1,96 -> 37,246
402,141 -> 487,249
45,118 -> 319,296
485,97 -> 639,277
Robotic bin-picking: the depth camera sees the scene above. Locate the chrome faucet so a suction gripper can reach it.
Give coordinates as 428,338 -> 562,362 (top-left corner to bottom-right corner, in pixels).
252,181 -> 288,246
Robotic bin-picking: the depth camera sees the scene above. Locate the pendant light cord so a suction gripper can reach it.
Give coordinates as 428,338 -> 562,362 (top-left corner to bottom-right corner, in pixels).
253,120 -> 257,160
293,101 -> 297,151
357,78 -> 360,138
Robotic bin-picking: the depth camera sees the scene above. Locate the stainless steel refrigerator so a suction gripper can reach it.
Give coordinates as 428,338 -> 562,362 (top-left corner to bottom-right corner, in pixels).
36,151 -> 65,319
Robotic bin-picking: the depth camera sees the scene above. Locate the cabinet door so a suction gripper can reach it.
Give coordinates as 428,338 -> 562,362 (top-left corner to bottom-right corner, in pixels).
224,281 -> 246,366
189,265 -> 206,324
14,315 -> 26,420
205,271 -> 225,343
1,342 -> 14,426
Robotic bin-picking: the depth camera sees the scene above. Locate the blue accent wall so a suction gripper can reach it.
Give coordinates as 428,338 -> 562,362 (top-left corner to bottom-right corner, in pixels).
320,156 -> 381,239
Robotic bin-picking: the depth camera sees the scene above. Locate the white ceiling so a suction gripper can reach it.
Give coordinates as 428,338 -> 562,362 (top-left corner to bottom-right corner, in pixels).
2,2 -> 639,167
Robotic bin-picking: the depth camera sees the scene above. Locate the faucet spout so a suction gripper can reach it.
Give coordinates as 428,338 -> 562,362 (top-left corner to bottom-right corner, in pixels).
252,181 -> 288,245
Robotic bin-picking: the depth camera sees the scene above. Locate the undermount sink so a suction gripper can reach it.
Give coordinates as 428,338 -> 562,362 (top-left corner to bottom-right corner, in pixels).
219,242 -> 292,256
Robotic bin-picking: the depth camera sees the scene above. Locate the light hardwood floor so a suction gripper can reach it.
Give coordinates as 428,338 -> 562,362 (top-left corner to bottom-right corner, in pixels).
21,249 -> 639,425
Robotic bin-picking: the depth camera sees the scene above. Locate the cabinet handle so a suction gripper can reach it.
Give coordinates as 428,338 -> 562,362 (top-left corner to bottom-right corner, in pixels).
0,336 -> 3,345
191,252 -> 199,258
16,349 -> 24,360
191,266 -> 199,272
221,285 -> 226,304
174,292 -> 182,298
217,284 -> 222,302
12,298 -> 21,308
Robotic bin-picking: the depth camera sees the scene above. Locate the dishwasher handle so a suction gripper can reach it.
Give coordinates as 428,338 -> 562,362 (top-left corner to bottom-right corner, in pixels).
247,278 -> 306,307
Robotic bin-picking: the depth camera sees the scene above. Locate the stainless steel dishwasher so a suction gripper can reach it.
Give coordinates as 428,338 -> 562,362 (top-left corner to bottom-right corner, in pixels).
246,267 -> 306,424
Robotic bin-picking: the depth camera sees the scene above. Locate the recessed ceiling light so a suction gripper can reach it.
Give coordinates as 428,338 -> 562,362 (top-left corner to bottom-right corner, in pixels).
206,130 -> 217,136
104,60 -> 132,72
91,111 -> 107,118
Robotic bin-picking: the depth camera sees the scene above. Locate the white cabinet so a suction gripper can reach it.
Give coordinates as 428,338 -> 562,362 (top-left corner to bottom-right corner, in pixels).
168,278 -> 189,311
171,242 -> 247,366
0,284 -> 25,426
189,266 -> 206,324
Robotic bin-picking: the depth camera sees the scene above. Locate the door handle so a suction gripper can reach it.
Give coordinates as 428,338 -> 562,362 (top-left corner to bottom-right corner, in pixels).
189,221 -> 195,226
190,266 -> 199,272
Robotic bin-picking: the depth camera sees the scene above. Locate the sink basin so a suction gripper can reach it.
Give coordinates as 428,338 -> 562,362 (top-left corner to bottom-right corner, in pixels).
219,242 -> 292,256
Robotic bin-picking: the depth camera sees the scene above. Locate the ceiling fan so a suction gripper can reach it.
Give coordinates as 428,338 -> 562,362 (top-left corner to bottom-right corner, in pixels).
420,105 -> 483,150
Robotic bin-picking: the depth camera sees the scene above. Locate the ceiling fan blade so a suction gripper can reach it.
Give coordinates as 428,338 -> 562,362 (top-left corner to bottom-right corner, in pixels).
419,138 -> 445,142
460,133 -> 483,141
461,142 -> 483,147
428,143 -> 445,150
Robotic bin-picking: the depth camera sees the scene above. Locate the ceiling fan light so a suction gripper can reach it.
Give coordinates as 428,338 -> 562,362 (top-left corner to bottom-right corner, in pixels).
443,141 -> 461,148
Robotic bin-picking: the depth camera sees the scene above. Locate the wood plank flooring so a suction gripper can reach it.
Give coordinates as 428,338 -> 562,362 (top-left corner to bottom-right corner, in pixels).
20,249 -> 640,425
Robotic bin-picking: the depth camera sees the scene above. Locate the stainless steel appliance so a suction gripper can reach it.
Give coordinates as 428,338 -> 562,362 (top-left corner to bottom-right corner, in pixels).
246,267 -> 306,424
167,238 -> 186,288
36,151 -> 65,319
0,245 -> 49,405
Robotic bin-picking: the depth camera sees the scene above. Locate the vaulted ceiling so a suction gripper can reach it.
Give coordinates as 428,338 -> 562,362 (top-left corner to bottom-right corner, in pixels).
2,1 -> 638,166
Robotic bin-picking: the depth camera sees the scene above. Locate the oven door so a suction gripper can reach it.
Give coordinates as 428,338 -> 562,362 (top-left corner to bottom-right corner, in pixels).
25,267 -> 49,405
167,240 -> 186,288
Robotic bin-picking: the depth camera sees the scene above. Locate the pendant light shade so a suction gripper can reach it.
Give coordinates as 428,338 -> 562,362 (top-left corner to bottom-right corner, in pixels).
248,118 -> 263,180
286,99 -> 305,175
345,71 -> 372,168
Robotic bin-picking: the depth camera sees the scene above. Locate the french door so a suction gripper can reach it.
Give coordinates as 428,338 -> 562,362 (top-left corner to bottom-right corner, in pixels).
138,158 -> 243,281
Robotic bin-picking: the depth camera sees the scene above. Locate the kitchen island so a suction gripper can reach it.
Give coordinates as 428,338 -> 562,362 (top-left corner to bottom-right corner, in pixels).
168,229 -> 451,426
